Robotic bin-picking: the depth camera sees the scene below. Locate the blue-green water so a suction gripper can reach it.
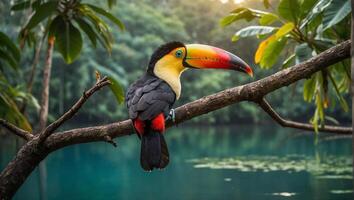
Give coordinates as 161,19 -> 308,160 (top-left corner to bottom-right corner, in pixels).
0,125 -> 353,199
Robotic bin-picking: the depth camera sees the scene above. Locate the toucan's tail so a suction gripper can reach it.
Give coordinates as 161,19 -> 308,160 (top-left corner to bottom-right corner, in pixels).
140,130 -> 169,171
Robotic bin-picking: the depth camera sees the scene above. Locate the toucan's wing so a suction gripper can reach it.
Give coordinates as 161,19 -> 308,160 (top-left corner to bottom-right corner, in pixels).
126,73 -> 176,120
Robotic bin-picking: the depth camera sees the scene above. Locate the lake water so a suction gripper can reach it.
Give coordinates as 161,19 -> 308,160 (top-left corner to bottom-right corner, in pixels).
0,124 -> 353,200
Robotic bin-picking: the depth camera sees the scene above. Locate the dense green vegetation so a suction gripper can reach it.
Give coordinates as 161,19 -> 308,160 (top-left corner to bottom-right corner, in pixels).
0,0 -> 351,132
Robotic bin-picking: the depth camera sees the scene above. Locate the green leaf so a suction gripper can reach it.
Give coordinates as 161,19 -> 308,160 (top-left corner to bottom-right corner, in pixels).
300,0 -> 331,29
78,5 -> 114,52
0,49 -> 17,70
260,37 -> 287,68
75,18 -> 98,48
23,1 -> 57,30
85,4 -> 125,30
275,22 -> 295,39
328,72 -> 349,112
322,0 -> 351,30
50,17 -> 83,64
259,13 -> 279,25
303,75 -> 316,102
107,77 -> 124,104
0,93 -> 32,131
232,26 -> 277,42
282,53 -> 295,68
299,0 -> 318,20
220,8 -> 267,27
278,0 -> 300,23
0,32 -> 20,61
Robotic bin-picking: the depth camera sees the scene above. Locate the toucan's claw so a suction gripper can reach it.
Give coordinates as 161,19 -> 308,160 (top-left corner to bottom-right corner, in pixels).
166,108 -> 175,123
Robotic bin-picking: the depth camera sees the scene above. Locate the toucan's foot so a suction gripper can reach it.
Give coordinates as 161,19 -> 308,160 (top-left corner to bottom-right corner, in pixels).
166,108 -> 175,123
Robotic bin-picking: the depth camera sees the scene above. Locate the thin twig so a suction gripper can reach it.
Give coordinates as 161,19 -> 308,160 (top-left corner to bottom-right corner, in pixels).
0,119 -> 33,140
104,135 -> 117,147
256,98 -> 352,134
38,76 -> 111,143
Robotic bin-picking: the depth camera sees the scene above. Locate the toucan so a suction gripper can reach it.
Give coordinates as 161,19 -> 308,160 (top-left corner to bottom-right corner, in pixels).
126,41 -> 253,171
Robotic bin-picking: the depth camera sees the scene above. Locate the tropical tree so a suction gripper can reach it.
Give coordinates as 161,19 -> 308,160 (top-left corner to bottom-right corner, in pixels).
0,0 -> 125,130
221,0 -> 351,130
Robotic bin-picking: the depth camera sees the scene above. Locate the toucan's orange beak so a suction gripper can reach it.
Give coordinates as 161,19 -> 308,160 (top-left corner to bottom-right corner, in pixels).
183,44 -> 253,77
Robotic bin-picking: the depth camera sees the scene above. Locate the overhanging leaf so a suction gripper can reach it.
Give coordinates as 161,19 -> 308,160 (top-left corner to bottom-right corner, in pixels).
259,13 -> 279,25
322,0 -> 351,30
50,17 -> 83,64
75,18 -> 98,48
232,26 -> 276,42
260,37 -> 287,68
303,75 -> 316,102
85,4 -> 125,30
300,0 -> 331,29
275,22 -> 295,39
255,35 -> 276,64
0,32 -> 20,61
23,1 -> 57,31
220,8 -> 268,27
278,0 -> 300,23
0,48 -> 18,70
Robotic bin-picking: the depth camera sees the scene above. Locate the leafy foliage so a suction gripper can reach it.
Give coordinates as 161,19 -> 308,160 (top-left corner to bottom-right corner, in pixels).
221,0 -> 351,130
16,0 -> 124,64
0,0 -> 125,129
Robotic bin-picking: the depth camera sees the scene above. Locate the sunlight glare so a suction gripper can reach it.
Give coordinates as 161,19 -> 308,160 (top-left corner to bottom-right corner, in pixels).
234,0 -> 245,4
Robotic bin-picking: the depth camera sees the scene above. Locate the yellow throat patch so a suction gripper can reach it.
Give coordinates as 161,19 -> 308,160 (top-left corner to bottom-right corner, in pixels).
153,48 -> 187,99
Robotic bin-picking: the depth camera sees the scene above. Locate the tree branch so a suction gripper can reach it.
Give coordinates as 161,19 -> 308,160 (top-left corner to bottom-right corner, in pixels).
256,98 -> 352,134
43,40 -> 352,151
38,76 -> 111,142
0,119 -> 33,140
0,40 -> 351,199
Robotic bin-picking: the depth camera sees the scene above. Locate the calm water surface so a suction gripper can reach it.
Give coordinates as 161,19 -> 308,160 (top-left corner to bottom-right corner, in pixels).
0,124 -> 353,200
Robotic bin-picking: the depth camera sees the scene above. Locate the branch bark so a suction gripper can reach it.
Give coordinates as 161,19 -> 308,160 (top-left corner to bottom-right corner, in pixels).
0,40 -> 351,199
256,98 -> 351,134
38,76 -> 111,142
0,119 -> 33,140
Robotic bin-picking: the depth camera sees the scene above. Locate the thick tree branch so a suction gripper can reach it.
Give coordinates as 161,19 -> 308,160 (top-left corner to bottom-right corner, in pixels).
0,119 -> 33,140
39,76 -> 111,142
0,40 -> 351,199
256,98 -> 352,134
43,40 -> 352,151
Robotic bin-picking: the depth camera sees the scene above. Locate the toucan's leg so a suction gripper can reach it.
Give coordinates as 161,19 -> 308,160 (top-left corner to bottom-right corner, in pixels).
165,108 -> 175,123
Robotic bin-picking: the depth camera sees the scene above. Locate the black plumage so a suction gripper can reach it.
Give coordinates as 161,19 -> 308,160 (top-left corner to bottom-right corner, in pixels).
126,73 -> 176,121
126,74 -> 175,171
126,42 -> 184,171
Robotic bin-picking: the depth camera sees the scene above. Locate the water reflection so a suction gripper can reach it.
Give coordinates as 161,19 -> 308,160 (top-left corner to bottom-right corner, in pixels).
0,124 -> 352,200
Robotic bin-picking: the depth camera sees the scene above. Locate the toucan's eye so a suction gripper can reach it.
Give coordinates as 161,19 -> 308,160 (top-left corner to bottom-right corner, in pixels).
175,50 -> 183,58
